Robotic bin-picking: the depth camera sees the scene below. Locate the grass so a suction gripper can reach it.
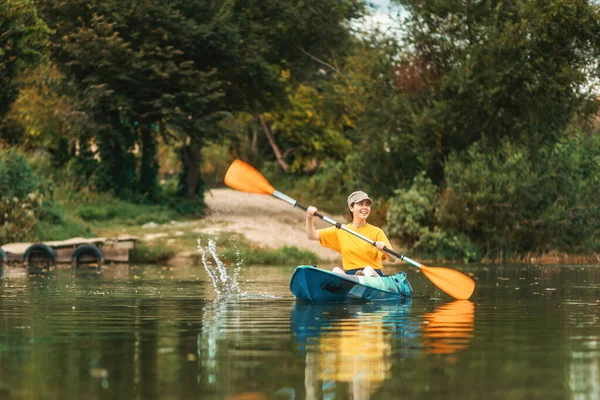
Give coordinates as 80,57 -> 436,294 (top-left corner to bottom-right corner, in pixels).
36,219 -> 92,241
220,245 -> 320,266
189,232 -> 321,266
130,241 -> 177,264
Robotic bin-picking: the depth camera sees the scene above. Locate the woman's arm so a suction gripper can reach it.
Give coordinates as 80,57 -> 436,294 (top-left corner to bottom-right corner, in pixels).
306,206 -> 320,241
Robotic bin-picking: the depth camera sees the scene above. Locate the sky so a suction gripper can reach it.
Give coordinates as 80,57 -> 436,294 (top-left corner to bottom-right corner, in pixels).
359,0 -> 403,33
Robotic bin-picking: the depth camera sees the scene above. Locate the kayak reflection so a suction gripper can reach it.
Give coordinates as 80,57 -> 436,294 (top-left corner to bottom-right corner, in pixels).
291,301 -> 415,400
421,300 -> 475,355
291,299 -> 475,399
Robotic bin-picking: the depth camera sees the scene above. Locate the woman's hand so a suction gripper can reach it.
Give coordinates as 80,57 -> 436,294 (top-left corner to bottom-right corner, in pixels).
375,241 -> 387,251
306,206 -> 318,218
376,241 -> 396,262
306,206 -> 320,240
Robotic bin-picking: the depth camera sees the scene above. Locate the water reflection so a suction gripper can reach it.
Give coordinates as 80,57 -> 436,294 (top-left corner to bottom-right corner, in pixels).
421,300 -> 475,355
291,299 -> 476,399
291,302 -> 402,400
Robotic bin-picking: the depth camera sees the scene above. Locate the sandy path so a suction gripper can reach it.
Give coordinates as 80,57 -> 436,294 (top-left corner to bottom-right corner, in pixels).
197,188 -> 342,261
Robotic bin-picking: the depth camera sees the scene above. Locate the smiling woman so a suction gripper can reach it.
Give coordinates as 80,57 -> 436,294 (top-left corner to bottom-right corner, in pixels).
305,190 -> 395,277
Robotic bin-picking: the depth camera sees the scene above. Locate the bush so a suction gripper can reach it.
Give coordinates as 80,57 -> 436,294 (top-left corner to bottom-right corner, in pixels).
39,201 -> 65,225
386,171 -> 479,261
415,229 -> 481,262
303,161 -> 354,214
0,149 -> 42,199
0,149 -> 46,243
442,140 -> 540,252
440,133 -> 600,257
386,172 -> 437,244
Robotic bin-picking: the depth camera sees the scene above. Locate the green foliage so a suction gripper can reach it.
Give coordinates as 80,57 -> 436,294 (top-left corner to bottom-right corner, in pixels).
77,206 -> 117,222
0,149 -> 45,243
200,142 -> 233,189
0,0 -> 48,120
223,0 -> 366,111
533,133 -> 600,251
39,201 -> 65,225
5,64 -> 93,168
386,172 -> 437,243
439,133 -> 600,256
302,161 -> 357,214
386,171 -> 480,261
0,191 -> 43,244
265,81 -> 354,172
39,0 -> 225,199
363,0 -> 600,186
441,141 -> 540,253
0,149 -> 41,198
325,38 -> 425,199
161,197 -> 206,217
415,229 -> 481,262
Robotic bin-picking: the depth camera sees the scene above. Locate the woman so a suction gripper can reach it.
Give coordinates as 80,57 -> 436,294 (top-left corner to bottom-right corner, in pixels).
306,191 -> 395,277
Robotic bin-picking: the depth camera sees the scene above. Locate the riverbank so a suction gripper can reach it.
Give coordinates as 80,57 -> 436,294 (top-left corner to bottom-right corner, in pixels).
95,188 -> 342,267
11,187 -> 597,268
92,188 -> 600,267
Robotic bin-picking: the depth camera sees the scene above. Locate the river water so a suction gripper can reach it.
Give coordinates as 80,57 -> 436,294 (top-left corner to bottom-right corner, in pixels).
0,255 -> 599,399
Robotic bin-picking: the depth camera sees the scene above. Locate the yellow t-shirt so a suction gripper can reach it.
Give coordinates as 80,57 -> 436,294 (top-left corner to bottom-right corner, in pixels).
318,223 -> 392,271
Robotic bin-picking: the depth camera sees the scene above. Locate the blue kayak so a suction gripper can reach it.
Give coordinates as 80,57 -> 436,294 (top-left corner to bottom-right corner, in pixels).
290,265 -> 413,303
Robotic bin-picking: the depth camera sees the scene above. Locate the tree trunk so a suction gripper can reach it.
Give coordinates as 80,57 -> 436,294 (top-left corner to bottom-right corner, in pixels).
431,129 -> 446,186
96,113 -> 136,196
140,124 -> 159,199
179,134 -> 203,199
258,114 -> 289,172
251,121 -> 258,153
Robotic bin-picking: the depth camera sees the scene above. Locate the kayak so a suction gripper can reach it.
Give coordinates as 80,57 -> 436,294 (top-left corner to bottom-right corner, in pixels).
290,265 -> 412,303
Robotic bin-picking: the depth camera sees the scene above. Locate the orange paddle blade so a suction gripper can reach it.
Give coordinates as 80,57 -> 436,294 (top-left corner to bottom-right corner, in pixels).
420,265 -> 475,300
224,160 -> 275,195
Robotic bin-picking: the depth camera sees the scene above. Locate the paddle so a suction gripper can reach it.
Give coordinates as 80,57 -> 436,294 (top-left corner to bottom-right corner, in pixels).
224,159 -> 476,300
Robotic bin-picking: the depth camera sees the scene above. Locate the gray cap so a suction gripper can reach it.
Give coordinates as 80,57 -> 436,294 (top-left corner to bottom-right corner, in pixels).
347,191 -> 371,206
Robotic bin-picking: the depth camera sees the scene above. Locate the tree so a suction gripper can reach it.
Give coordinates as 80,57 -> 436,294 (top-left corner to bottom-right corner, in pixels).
388,0 -> 600,184
6,63 -> 91,165
0,0 -> 47,125
217,0 -> 366,171
39,0 -> 224,199
40,0 -> 366,201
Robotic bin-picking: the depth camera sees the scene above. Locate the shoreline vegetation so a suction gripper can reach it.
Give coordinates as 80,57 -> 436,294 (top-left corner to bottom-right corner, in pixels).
4,182 -> 599,267
1,148 -> 600,267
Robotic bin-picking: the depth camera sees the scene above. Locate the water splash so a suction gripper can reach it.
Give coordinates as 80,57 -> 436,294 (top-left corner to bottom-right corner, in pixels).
197,238 -> 243,299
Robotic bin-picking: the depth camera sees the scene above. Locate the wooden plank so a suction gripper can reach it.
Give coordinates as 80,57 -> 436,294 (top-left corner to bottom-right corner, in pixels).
102,247 -> 130,263
2,237 -> 134,264
55,247 -> 75,263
